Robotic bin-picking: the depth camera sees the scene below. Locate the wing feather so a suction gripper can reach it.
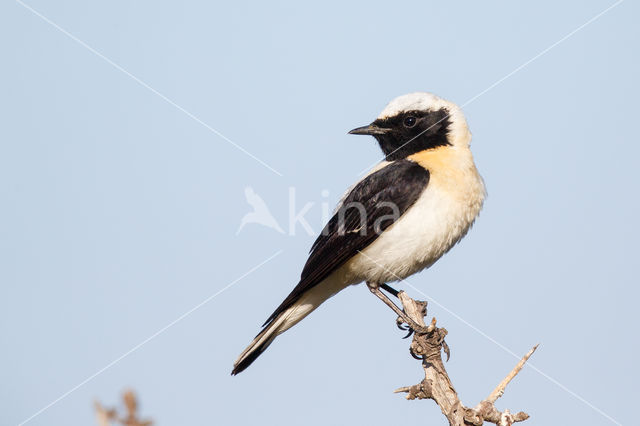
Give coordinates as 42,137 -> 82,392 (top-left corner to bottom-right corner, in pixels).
263,159 -> 430,326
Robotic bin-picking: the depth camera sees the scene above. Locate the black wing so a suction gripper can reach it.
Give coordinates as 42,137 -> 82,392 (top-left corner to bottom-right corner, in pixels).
263,159 -> 430,326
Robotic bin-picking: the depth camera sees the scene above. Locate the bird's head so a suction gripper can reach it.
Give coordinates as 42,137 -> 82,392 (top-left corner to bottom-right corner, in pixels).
349,92 -> 471,161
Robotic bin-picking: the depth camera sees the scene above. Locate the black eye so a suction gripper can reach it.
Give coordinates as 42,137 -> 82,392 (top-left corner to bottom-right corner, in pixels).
403,116 -> 417,128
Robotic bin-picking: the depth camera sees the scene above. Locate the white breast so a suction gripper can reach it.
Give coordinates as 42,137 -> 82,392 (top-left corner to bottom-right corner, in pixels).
342,157 -> 485,285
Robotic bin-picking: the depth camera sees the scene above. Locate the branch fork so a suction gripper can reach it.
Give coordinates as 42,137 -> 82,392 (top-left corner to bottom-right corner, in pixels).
387,291 -> 537,426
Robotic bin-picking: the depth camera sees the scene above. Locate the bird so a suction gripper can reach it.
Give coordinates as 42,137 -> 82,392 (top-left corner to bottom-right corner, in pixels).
232,92 -> 486,375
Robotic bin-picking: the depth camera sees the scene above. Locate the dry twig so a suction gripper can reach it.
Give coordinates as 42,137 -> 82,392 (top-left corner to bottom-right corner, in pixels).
391,291 -> 537,426
95,389 -> 153,426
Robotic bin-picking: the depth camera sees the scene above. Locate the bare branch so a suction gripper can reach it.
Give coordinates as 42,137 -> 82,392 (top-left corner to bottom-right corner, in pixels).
486,344 -> 539,404
94,390 -> 153,426
386,290 -> 536,425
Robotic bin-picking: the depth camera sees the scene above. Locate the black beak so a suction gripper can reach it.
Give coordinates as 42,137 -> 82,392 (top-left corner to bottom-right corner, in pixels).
348,124 -> 390,136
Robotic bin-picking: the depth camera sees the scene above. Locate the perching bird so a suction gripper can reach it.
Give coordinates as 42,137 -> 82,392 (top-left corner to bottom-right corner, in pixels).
232,92 -> 486,375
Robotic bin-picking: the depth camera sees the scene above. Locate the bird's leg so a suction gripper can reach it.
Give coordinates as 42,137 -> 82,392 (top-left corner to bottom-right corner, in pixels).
380,283 -> 400,298
379,283 -> 414,337
366,282 -> 430,334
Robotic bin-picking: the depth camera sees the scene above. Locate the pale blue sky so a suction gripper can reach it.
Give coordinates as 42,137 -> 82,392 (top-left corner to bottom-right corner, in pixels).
1,1 -> 638,425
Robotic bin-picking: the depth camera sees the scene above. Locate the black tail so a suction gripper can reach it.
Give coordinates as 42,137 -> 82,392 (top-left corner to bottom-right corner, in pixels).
231,316 -> 281,375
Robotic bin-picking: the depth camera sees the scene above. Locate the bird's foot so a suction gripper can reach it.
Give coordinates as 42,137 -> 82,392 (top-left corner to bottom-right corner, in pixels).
392,306 -> 433,336
397,315 -> 436,336
367,282 -> 434,335
396,318 -> 414,339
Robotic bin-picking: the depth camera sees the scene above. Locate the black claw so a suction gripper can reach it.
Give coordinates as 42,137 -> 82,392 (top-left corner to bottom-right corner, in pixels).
396,319 -> 414,338
410,350 -> 423,360
402,328 -> 414,339
442,339 -> 451,362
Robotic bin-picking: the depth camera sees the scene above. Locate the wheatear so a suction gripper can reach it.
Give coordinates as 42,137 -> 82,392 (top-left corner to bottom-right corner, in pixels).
232,92 -> 485,374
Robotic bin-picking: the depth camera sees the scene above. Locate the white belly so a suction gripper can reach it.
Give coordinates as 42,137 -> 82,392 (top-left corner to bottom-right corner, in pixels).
342,174 -> 485,284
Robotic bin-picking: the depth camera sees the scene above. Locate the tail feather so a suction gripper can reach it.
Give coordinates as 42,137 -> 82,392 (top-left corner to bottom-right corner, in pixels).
232,275 -> 348,375
231,315 -> 284,375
